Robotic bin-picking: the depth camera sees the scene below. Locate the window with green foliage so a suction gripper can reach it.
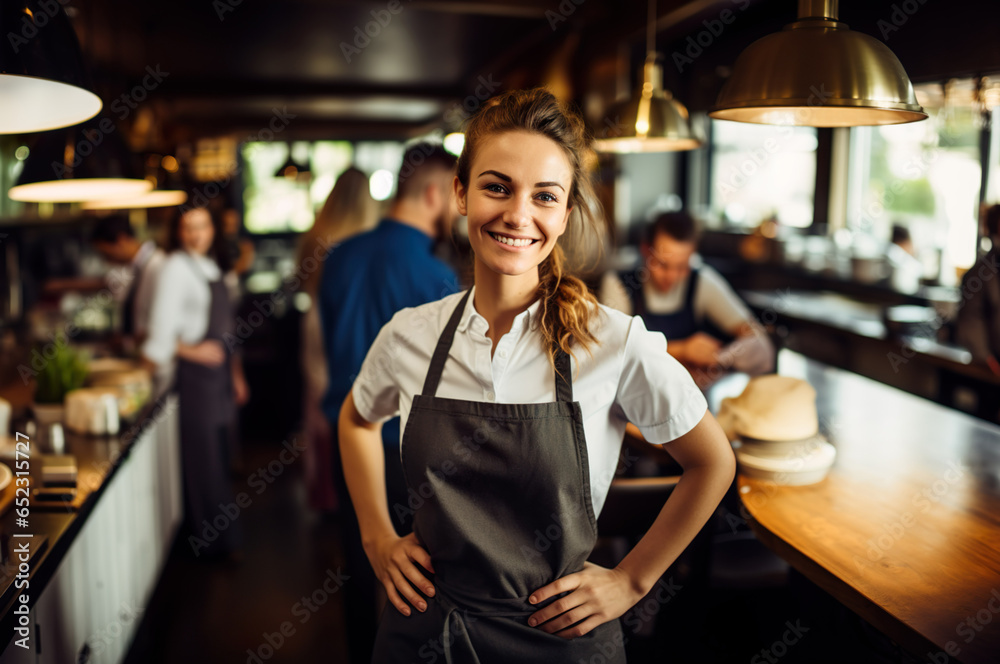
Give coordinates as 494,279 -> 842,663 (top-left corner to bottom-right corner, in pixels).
241,141 -> 354,234
846,79 -> 983,276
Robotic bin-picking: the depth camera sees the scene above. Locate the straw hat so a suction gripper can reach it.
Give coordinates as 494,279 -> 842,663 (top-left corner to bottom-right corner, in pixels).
719,375 -> 836,486
717,375 -> 818,442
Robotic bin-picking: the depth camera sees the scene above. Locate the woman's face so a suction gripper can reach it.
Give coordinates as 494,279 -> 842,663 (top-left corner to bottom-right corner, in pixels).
178,209 -> 215,256
455,130 -> 572,279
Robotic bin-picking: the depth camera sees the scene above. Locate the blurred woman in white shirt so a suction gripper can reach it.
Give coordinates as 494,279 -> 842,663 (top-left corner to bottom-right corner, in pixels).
143,207 -> 248,561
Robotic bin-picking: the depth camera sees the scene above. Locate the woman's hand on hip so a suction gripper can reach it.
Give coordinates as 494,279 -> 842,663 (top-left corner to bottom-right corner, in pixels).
366,531 -> 436,617
177,340 -> 226,367
528,562 -> 642,638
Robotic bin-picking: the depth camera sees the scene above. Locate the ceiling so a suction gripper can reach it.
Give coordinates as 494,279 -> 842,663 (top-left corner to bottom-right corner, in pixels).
63,0 -> 1000,150
68,0 -> 739,146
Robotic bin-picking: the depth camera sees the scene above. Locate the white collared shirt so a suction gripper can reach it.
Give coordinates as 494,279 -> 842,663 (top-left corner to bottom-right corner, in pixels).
352,287 -> 708,514
131,240 -> 168,339
142,251 -> 222,366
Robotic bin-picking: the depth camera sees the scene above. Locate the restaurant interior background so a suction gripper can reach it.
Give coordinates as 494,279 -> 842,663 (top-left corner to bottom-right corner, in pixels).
0,0 -> 999,663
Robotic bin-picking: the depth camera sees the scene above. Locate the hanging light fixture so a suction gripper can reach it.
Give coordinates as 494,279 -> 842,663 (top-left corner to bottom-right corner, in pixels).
593,0 -> 701,153
80,190 -> 187,210
9,118 -> 152,202
0,0 -> 102,134
711,0 -> 927,127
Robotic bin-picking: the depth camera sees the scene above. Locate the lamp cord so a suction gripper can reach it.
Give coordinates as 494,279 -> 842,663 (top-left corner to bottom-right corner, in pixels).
646,0 -> 656,61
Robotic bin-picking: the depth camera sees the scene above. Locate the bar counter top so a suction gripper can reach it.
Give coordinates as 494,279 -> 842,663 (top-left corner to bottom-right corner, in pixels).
708,351 -> 1000,664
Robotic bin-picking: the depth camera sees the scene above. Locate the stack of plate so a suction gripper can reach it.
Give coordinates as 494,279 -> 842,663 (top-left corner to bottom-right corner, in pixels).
734,434 -> 836,486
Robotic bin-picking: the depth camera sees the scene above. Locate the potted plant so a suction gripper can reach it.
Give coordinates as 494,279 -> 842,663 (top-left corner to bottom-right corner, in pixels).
32,340 -> 90,428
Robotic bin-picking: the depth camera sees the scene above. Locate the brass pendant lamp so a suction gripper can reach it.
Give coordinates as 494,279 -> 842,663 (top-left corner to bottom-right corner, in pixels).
593,0 -> 701,153
710,0 -> 927,127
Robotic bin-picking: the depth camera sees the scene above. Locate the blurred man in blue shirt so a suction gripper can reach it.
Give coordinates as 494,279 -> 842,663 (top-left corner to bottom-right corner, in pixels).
318,142 -> 459,663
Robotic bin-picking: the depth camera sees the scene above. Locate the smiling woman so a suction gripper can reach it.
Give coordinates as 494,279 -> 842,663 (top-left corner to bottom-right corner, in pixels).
338,88 -> 735,663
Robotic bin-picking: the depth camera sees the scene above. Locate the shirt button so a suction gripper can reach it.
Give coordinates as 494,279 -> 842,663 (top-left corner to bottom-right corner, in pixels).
486,391 -> 495,401
498,349 -> 508,359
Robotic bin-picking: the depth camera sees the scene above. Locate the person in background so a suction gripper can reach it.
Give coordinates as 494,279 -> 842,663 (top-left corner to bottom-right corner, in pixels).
142,206 -> 250,562
90,214 -> 167,348
890,223 -> 916,256
887,222 -> 924,293
318,143 -> 459,663
956,204 -> 1000,376
297,167 -> 378,513
600,211 -> 774,381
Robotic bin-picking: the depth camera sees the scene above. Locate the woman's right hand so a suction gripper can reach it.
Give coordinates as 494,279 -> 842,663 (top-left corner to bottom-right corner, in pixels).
366,531 -> 436,616
178,340 -> 226,367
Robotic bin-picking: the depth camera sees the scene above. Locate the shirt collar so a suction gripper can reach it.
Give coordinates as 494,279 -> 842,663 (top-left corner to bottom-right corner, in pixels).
133,240 -> 156,269
456,285 -> 544,335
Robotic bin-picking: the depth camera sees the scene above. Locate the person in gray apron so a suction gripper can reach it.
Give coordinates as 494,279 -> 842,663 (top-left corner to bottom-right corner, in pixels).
176,254 -> 242,559
339,88 -> 736,662
142,207 -> 245,560
371,289 -> 624,662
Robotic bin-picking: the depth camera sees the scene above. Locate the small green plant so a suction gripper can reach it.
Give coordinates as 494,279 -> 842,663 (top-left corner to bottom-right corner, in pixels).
34,340 -> 89,404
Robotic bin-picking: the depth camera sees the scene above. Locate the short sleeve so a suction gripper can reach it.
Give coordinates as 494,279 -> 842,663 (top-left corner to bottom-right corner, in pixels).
615,315 -> 708,444
141,257 -> 186,366
697,265 -> 754,333
351,315 -> 403,424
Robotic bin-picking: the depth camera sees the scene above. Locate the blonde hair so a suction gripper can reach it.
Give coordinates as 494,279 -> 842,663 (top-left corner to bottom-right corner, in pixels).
457,88 -> 603,367
297,167 -> 378,294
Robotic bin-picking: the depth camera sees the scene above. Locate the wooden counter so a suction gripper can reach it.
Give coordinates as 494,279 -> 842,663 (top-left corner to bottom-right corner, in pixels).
718,351 -> 1000,664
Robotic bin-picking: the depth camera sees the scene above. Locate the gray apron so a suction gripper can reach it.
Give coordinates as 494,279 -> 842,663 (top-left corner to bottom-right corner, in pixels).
176,256 -> 240,557
371,290 -> 626,663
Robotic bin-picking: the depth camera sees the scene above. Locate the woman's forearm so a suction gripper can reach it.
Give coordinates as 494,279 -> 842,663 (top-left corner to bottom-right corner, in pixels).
338,391 -> 396,547
615,413 -> 736,595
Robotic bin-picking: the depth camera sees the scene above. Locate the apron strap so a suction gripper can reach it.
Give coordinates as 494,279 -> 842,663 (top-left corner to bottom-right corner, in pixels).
554,348 -> 572,402
421,289 -> 575,402
422,290 -> 473,396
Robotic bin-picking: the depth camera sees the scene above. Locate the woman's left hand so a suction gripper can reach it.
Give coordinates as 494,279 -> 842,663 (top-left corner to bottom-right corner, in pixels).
527,562 -> 643,638
232,370 -> 250,406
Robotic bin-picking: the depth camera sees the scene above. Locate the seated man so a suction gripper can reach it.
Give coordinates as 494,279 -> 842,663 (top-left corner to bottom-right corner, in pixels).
601,211 -> 774,383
